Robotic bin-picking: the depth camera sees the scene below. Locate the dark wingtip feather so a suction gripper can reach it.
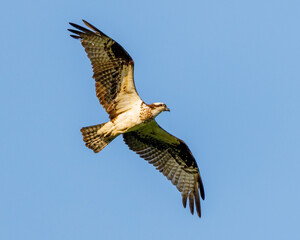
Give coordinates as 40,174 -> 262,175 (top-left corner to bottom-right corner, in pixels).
68,29 -> 83,35
82,19 -> 108,37
70,35 -> 81,39
197,209 -> 201,218
182,194 -> 188,208
194,182 -> 201,218
197,174 -> 205,200
69,22 -> 77,28
200,188 -> 205,200
69,22 -> 93,34
189,192 -> 195,215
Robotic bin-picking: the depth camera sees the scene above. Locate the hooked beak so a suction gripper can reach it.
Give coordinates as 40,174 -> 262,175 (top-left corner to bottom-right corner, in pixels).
165,107 -> 170,112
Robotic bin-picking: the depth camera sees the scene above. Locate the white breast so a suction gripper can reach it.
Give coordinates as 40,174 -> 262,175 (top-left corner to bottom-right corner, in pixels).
110,100 -> 145,135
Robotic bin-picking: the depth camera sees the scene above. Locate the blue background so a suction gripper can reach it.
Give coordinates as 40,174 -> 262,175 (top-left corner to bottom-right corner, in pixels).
1,0 -> 300,239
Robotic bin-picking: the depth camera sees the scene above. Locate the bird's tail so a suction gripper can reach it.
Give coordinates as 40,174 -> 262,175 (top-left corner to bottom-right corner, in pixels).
80,123 -> 116,153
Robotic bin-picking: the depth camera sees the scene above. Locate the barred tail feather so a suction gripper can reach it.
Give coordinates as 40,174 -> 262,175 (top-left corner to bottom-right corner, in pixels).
80,123 -> 115,153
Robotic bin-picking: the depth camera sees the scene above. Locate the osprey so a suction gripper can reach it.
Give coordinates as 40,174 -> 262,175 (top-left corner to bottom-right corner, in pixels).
68,20 -> 205,217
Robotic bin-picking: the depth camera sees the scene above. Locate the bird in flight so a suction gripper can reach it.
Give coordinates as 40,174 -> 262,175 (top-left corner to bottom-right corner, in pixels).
68,20 -> 205,217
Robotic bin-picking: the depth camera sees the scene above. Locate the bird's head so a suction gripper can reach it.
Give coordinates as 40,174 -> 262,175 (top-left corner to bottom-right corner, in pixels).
149,102 -> 170,117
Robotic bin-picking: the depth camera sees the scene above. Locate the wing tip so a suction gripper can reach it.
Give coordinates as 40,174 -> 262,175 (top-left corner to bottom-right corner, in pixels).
182,190 -> 202,218
68,28 -> 83,39
68,21 -> 94,35
68,20 -> 108,40
69,22 -> 80,29
182,174 -> 204,218
197,209 -> 202,218
70,34 -> 81,39
198,174 -> 205,200
188,191 -> 195,216
82,19 -> 108,37
182,194 -> 188,208
194,181 -> 201,218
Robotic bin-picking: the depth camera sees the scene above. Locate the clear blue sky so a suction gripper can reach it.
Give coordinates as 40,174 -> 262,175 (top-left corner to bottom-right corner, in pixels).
1,0 -> 300,239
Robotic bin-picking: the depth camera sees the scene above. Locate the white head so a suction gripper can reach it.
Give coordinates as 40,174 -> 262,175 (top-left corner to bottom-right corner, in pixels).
148,102 -> 170,117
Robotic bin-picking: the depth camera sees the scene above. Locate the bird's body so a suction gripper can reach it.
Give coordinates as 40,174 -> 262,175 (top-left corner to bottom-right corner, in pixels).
68,20 -> 205,217
90,101 -> 159,140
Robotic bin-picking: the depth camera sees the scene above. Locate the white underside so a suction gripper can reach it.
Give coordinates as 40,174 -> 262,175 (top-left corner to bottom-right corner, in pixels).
97,99 -> 146,137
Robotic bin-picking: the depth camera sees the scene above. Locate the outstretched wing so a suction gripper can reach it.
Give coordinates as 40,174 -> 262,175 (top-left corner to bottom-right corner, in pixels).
68,20 -> 142,119
123,120 -> 205,217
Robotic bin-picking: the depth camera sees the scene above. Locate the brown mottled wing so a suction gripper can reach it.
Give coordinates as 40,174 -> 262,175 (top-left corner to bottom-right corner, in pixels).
123,120 -> 205,217
68,20 -> 142,119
